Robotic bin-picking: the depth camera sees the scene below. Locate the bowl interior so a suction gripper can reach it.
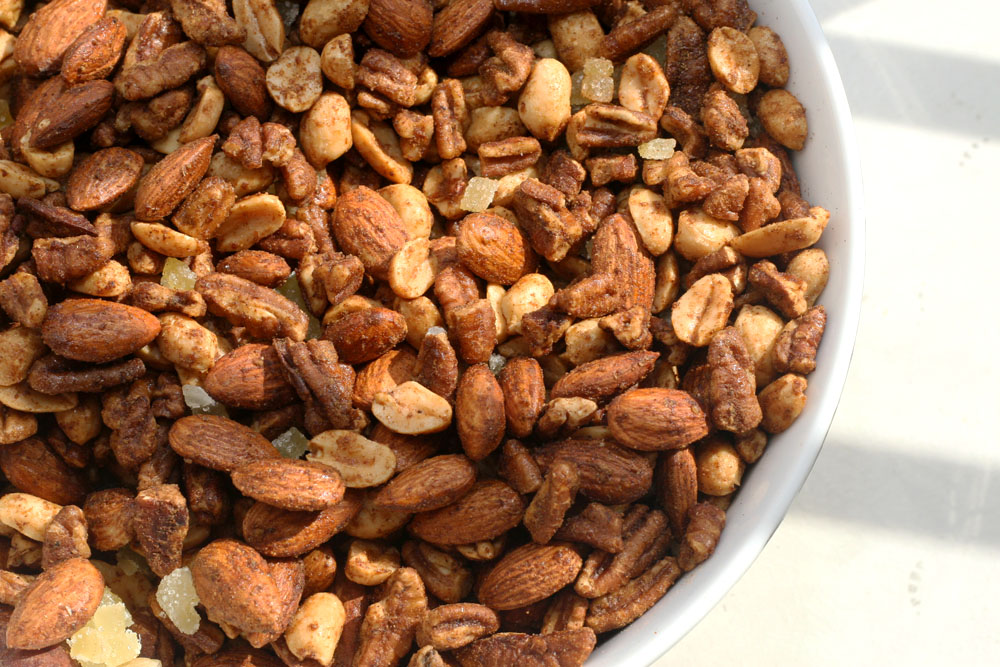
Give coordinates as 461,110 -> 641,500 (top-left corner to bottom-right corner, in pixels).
587,1 -> 866,664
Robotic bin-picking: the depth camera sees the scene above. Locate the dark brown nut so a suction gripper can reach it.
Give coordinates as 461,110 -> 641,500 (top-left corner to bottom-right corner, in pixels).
550,350 -> 659,404
42,299 -> 160,364
120,88 -> 193,142
402,540 -> 474,604
19,196 -> 96,237
738,176 -> 781,232
600,4 -> 678,63
273,338 -> 367,431
585,556 -> 682,633
354,567 -> 428,666
554,502 -> 624,553
702,172 -> 749,221
364,0 -> 433,58
541,150 -> 586,197
479,543 -> 583,610
409,479 -> 524,545
658,447 -> 698,535
333,186 -> 410,280
662,150 -> 714,207
773,305 -> 826,375
232,459 -> 345,511
701,88 -> 748,151
0,272 -> 48,328
498,357 -> 545,438
13,0 -> 107,77
665,16 -> 712,117
171,0 -> 245,46
374,454 -> 476,512
575,505 -> 670,598
498,439 -> 543,495
432,79 -> 468,160
27,355 -> 146,395
173,176 -> 237,239
540,589 -> 588,635
512,178 -> 587,263
83,488 -> 134,551
748,260 -> 808,319
41,505 -> 90,569
5,558 -> 104,650
169,414 -> 280,471
585,153 -> 637,187
32,235 -> 115,283
414,330 -> 459,401
479,30 -> 534,106
434,263 -> 478,326
358,49 -> 419,107
61,15 -> 127,84
677,501 -> 725,571
457,211 -> 537,285
758,372 -> 808,434
479,136 -> 542,178
323,307 -> 408,365
102,379 -> 160,470
598,305 -> 652,350
523,461 -> 579,544
659,106 -> 708,159
454,627 -> 597,666
451,299 -> 498,364
519,305 -> 572,357
417,602 -> 500,650
214,45 -> 272,120
707,326 -> 762,433
204,343 -> 297,410
182,463 -> 230,526
574,103 -> 657,148
134,135 -> 215,221
64,147 -> 144,212
302,251 -> 364,310
133,483 -> 188,577
197,272 -> 309,340
117,41 -> 207,101
534,439 -> 653,505
606,387 -> 710,450
301,545 -> 338,598
428,0 -> 494,58
215,250 -> 290,287
221,115 -> 263,168
242,492 -> 361,557
261,122 -> 296,167
456,363 -> 506,461
28,80 -> 114,149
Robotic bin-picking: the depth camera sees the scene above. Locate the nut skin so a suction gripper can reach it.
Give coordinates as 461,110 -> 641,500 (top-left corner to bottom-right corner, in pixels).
134,135 -> 216,221
364,0 -> 433,58
204,343 -> 298,410
457,212 -> 538,285
374,454 -> 476,512
232,459 -> 346,511
322,307 -> 408,365
498,357 -> 545,439
168,414 -> 281,472
333,186 -> 410,281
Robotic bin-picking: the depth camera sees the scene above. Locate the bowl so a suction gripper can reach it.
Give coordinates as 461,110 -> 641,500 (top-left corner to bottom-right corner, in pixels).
588,1 -> 866,664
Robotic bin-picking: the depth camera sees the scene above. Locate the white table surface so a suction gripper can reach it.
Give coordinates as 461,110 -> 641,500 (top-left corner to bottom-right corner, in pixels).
657,0 -> 1000,664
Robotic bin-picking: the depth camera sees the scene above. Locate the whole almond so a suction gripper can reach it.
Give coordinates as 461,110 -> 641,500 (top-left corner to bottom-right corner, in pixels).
373,454 -> 476,512
322,307 -> 408,365
243,491 -> 362,557
13,0 -> 107,77
408,479 -> 523,545
498,357 -> 545,438
41,299 -> 161,364
534,439 -> 654,505
189,538 -> 286,634
215,45 -> 272,121
332,186 -> 409,280
65,147 -> 144,211
607,388 -> 710,451
30,79 -> 114,149
455,364 -> 505,461
363,0 -> 433,58
657,448 -> 698,535
134,135 -> 216,221
456,212 -> 537,285
60,15 -> 128,84
232,459 -> 346,511
427,0 -> 493,58
168,414 -> 281,472
0,437 -> 87,506
478,543 -> 583,611
6,557 -> 104,649
203,343 -> 297,410
550,350 -> 659,403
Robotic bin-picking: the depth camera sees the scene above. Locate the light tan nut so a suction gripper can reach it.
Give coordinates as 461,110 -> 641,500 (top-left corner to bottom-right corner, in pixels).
0,382 -> 77,413
299,0 -> 370,48
0,160 -> 60,199
402,540 -> 473,604
501,273 -> 554,336
373,381 -> 453,435
320,33 -> 355,89
0,492 -> 62,541
618,53 -> 670,121
233,0 -> 284,62
677,502 -> 725,571
345,539 -> 400,586
374,454 -> 476,512
465,106 -> 528,151
673,208 -> 739,260
380,184 -> 435,239
747,25 -> 789,87
131,222 -> 209,258
535,397 -> 598,440
732,206 -> 829,257
696,436 -> 744,496
0,406 -> 37,445
0,326 -> 47,386
388,238 -> 437,299
479,543 -> 583,610
547,10 -> 603,72
0,273 -> 47,330
671,274 -> 734,347
265,46 -> 322,112
307,430 -> 397,488
786,248 -> 829,307
733,304 -> 784,386
627,187 -> 673,256
518,58 -> 572,142
417,603 -> 499,650
156,312 -> 218,372
707,26 -> 759,94
758,89 -> 807,150
6,557 -> 104,650
758,373 -> 808,434
285,592 -> 346,665
197,272 -> 309,340
300,92 -> 353,167
352,109 -> 414,185
213,193 -> 286,252
585,556 -> 682,633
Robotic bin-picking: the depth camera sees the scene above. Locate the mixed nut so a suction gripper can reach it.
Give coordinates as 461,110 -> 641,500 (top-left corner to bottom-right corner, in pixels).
0,0 -> 831,664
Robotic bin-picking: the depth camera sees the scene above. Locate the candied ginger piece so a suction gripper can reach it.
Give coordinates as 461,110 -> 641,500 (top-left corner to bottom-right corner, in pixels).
460,177 -> 500,213
160,257 -> 197,291
155,567 -> 201,635
275,272 -> 322,339
273,427 -> 310,459
68,587 -> 141,667
638,138 -> 677,160
583,57 -> 614,79
488,353 -> 507,374
182,384 -> 228,417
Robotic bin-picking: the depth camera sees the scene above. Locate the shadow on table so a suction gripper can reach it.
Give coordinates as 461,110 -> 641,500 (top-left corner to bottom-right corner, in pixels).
792,438 -> 1000,547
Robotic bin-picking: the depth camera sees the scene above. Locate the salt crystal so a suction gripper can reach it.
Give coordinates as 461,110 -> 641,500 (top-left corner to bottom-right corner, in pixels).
273,427 -> 310,459
460,177 -> 500,213
426,326 -> 447,336
582,75 -> 614,103
155,567 -> 201,635
181,385 -> 227,417
160,257 -> 197,291
638,138 -> 677,160
488,353 -> 507,374
68,587 -> 141,667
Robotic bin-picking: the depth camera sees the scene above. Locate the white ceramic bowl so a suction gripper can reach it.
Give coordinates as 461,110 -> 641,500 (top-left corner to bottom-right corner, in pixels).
588,1 -> 866,664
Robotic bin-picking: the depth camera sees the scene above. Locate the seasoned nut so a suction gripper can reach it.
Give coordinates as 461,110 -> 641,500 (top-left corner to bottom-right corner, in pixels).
432,78 -> 469,160
671,274 -> 734,347
701,88 -> 747,151
773,306 -> 826,375
618,53 -> 670,121
345,539 -> 401,586
284,592 -> 346,665
300,92 -> 353,167
786,248 -> 830,306
732,206 -> 829,257
518,58 -> 572,142
758,89 -> 807,150
707,26 -> 759,94
748,25 -> 789,87
696,436 -> 744,495
585,556 -> 681,633
758,372 -> 808,433
417,603 -> 500,651
479,30 -> 535,106
354,567 -> 428,667
523,460 -> 579,544
574,103 -> 657,148
403,540 -> 474,604
373,381 -> 453,435
748,260 -> 808,319
575,505 -> 670,598
677,501 -> 725,571
707,326 -> 762,433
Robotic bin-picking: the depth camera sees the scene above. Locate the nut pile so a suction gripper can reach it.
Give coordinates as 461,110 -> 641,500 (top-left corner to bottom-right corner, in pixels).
0,0 -> 831,663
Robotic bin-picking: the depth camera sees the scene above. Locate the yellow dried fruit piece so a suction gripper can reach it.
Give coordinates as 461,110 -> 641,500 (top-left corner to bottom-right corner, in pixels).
155,566 -> 201,635
273,426 -> 310,459
460,177 -> 500,213
275,273 -> 322,339
67,587 -> 141,667
638,138 -> 677,160
160,258 -> 197,291
181,384 -> 229,417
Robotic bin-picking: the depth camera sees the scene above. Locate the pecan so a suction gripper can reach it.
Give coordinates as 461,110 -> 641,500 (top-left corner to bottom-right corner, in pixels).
540,589 -> 588,634
40,504 -> 90,569
665,16 -> 712,117
773,305 -> 826,374
0,272 -> 48,328
102,378 -> 159,469
554,502 -> 624,553
197,272 -> 309,340
183,463 -> 231,526
32,234 -> 114,283
83,488 -> 135,552
171,0 -> 245,46
683,245 -> 744,289
394,109 -> 435,162
747,259 -> 808,319
512,178 -> 587,263
221,115 -> 263,168
120,87 -> 193,142
274,338 -> 367,431
677,501 -> 726,570
707,326 -> 762,433
601,4 -> 679,63
574,103 -> 657,148
523,460 -> 579,544
27,354 -> 146,395
358,49 -> 418,108
117,41 -> 207,101
454,628 -> 597,667
0,571 -> 34,606
134,483 -> 189,577
585,153 -> 637,186
417,603 -> 500,650
534,439 -> 653,504
598,305 -> 652,349
541,150 -> 587,197
519,305 -> 572,357
402,540 -> 474,604
498,439 -> 543,495
479,136 -> 542,178
20,197 -> 96,238
431,79 -> 468,160
479,31 -> 534,105
354,567 -> 428,667
701,87 -> 747,151
585,556 -> 682,633
574,505 -> 670,598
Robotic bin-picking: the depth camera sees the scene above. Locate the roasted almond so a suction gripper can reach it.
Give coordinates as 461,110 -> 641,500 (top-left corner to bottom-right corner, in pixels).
607,388 -> 710,450
408,479 -> 524,545
455,364 -> 506,461
233,459 -> 345,511
243,491 -> 362,557
364,0 -> 433,58
0,437 -> 87,506
332,186 -> 409,280
60,15 -> 128,84
373,454 -> 476,512
13,0 -> 107,77
657,448 -> 698,535
427,0 -> 493,58
550,350 -> 659,404
6,557 -> 104,650
456,212 -> 537,285
478,543 -> 583,610
215,45 -> 272,121
41,299 -> 161,364
353,348 -> 417,411
30,79 -> 114,149
65,147 -> 144,212
534,439 -> 654,505
134,135 -> 216,221
203,343 -> 297,410
498,357 -> 546,438
168,414 -> 281,472
323,307 -> 408,365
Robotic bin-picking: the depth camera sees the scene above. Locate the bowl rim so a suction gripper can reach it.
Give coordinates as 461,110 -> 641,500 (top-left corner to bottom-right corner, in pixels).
586,0 -> 867,663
